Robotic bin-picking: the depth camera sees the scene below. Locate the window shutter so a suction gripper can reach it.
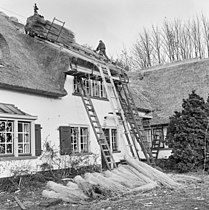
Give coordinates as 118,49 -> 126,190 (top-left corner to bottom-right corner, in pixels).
35,124 -> 42,156
59,126 -> 71,155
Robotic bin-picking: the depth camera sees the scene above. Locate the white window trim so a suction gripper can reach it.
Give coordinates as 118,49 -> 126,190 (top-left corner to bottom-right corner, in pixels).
73,77 -> 107,99
103,126 -> 118,152
0,117 -> 36,157
68,124 -> 90,153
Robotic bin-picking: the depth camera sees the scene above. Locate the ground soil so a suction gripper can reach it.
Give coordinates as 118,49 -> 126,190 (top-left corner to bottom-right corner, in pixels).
0,172 -> 209,210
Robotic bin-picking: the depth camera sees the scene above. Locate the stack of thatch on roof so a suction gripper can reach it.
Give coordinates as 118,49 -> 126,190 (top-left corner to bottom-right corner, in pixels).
25,14 -> 75,47
42,156 -> 182,204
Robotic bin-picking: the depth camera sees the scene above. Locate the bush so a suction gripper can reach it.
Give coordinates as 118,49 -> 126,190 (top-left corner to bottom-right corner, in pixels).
166,91 -> 209,172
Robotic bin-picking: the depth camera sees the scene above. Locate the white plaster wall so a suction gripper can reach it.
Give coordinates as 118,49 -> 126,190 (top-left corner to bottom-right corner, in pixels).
0,75 -> 151,177
0,76 -> 106,153
0,76 -> 129,177
158,149 -> 172,159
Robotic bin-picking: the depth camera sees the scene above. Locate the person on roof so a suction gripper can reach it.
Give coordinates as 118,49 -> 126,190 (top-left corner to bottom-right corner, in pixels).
95,40 -> 109,61
34,3 -> 39,14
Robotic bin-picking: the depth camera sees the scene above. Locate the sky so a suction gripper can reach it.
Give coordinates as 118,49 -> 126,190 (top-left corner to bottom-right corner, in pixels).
1,0 -> 209,58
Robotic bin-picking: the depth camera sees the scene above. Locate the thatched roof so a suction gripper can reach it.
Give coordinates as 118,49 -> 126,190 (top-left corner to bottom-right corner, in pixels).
0,13 -> 71,97
129,59 -> 209,125
0,13 -> 153,114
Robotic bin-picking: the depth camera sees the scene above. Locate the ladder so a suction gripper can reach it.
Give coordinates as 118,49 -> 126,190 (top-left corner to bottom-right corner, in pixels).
115,74 -> 155,165
151,138 -> 161,159
98,65 -> 140,160
45,17 -> 65,42
76,77 -> 116,170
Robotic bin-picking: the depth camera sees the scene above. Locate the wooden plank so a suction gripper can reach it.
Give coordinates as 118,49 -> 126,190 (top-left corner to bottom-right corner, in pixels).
14,196 -> 26,210
39,198 -> 62,207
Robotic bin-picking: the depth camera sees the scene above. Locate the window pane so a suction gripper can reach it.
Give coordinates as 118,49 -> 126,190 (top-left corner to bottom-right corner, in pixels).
7,122 -> 13,132
80,127 -> 88,153
83,79 -> 90,95
18,144 -> 23,154
6,144 -> 13,154
73,77 -> 80,93
6,133 -> 13,142
111,129 -> 118,151
0,120 -> 14,155
25,134 -> 30,142
24,123 -> 29,132
0,144 -> 5,153
0,121 -> 5,132
18,123 -> 22,132
71,127 -> 79,152
18,134 -> 23,142
24,144 -> 30,153
18,122 -> 30,154
103,129 -> 110,146
0,133 -> 5,142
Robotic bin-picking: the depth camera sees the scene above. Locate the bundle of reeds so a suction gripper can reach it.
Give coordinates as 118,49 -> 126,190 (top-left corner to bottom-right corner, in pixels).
42,156 -> 182,203
25,14 -> 75,47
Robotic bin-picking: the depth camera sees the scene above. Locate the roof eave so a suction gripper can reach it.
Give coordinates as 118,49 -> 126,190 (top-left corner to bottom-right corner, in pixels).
0,83 -> 67,98
137,107 -> 152,114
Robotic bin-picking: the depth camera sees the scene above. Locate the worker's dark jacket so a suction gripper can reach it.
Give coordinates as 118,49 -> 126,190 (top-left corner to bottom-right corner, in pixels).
96,42 -> 106,51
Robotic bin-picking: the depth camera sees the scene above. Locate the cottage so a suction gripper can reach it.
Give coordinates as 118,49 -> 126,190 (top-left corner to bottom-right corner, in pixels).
130,58 -> 209,158
0,14 -> 153,178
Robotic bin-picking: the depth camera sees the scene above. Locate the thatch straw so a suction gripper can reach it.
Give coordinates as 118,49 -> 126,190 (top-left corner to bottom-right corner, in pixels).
125,155 -> 180,189
129,58 -> 209,125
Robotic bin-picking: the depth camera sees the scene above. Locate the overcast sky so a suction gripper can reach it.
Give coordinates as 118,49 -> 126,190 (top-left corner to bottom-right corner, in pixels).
1,0 -> 209,58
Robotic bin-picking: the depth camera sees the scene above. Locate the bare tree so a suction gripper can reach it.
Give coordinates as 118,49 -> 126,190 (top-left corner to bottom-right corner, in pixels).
117,46 -> 134,71
151,25 -> 164,64
190,16 -> 204,58
201,14 -> 209,57
139,29 -> 153,67
132,39 -> 148,69
161,19 -> 176,62
129,13 -> 209,71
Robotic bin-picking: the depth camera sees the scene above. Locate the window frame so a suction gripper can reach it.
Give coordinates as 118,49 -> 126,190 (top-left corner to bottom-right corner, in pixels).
0,116 -> 36,158
0,119 -> 14,156
69,124 -> 90,154
152,127 -> 165,148
17,121 -> 31,156
73,77 -> 107,99
103,127 -> 118,152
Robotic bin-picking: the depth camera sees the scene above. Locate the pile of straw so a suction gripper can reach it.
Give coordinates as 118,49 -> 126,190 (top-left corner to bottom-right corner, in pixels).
42,156 -> 181,204
25,14 -> 75,46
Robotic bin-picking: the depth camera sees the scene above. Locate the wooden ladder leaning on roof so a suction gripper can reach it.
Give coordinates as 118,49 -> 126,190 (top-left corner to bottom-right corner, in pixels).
97,64 -> 140,160
45,17 -> 65,42
115,70 -> 155,165
76,76 -> 117,170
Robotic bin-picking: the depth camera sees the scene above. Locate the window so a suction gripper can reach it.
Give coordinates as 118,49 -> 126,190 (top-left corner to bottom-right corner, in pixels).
71,127 -> 88,153
0,120 -> 14,155
152,128 -> 165,148
18,122 -> 30,155
144,129 -> 152,147
83,79 -> 91,95
59,126 -> 89,155
0,119 -> 34,156
103,128 -> 118,152
92,80 -> 100,97
73,77 -> 107,99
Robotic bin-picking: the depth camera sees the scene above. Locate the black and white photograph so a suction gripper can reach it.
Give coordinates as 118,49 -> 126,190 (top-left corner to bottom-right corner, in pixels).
0,0 -> 209,209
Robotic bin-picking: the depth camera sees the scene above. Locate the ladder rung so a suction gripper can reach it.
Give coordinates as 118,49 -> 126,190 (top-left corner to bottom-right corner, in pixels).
87,109 -> 94,112
94,126 -> 100,128
103,149 -> 110,152
96,131 -> 103,135
92,120 -> 98,123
